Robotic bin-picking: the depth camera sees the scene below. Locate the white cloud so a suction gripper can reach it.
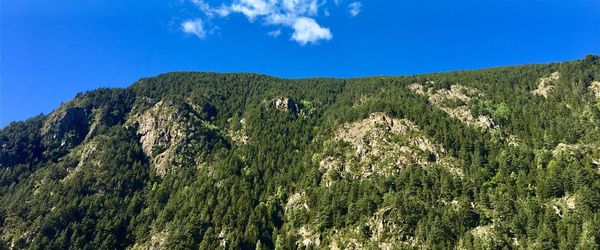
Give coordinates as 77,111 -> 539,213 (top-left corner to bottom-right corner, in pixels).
348,2 -> 361,17
268,29 -> 282,37
282,0 -> 319,16
229,0 -> 274,21
181,19 -> 207,39
184,0 -> 360,45
265,13 -> 296,26
191,0 -> 214,17
191,0 -> 231,17
291,17 -> 332,45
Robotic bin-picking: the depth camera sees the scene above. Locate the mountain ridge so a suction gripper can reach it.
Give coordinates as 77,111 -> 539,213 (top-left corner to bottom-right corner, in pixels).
1,55 -> 599,249
2,57 -> 585,131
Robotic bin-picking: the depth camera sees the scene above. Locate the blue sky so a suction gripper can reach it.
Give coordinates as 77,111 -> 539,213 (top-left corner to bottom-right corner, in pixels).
2,0 -> 599,127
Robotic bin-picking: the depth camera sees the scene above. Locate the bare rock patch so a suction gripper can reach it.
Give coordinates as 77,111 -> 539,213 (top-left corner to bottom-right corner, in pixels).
318,112 -> 462,186
532,71 -> 560,98
409,83 -> 497,130
589,81 -> 600,99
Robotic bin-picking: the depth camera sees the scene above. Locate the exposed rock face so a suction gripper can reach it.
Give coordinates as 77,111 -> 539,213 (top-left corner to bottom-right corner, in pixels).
326,206 -> 418,249
408,82 -> 525,147
408,83 -> 426,95
297,226 -> 321,248
409,83 -> 497,130
228,118 -> 248,145
272,97 -> 302,114
1,214 -> 34,249
532,71 -> 560,98
130,229 -> 169,250
62,141 -> 101,182
363,207 -> 414,248
131,100 -> 226,177
285,192 -> 309,213
42,107 -> 88,135
135,101 -> 185,177
589,81 -> 600,99
430,85 -> 475,104
330,235 -> 364,250
41,107 -> 90,157
549,193 -> 576,217
507,134 -> 520,147
137,102 -> 183,156
218,227 -> 232,248
274,97 -> 290,111
469,224 -> 497,247
282,191 -> 317,248
593,159 -> 600,174
287,196 -> 413,249
318,113 -> 462,186
551,142 -> 596,157
432,85 -> 494,129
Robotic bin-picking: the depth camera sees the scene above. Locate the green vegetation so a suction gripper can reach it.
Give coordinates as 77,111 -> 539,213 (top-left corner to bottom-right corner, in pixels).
1,55 -> 600,249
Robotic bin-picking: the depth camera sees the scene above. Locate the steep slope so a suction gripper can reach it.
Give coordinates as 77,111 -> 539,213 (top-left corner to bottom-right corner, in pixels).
1,56 -> 600,249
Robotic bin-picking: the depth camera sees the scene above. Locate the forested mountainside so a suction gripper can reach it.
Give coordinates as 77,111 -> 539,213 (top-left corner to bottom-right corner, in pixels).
1,55 -> 600,249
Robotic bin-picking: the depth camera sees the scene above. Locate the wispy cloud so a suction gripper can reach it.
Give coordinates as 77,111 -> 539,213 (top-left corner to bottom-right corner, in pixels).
182,0 -> 362,45
268,29 -> 282,37
348,2 -> 361,17
181,19 -> 207,39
